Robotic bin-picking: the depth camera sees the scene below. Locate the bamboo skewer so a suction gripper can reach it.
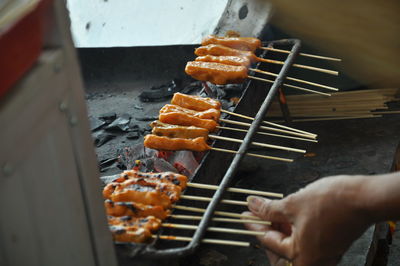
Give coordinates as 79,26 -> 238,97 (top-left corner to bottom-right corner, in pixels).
173,205 -> 261,220
153,235 -> 250,247
249,68 -> 338,91
247,75 -> 332,96
169,214 -> 271,225
220,118 -> 316,139
255,57 -> 339,75
180,194 -> 248,206
217,126 -> 318,143
187,182 -> 284,198
210,147 -> 294,162
209,134 -> 306,154
221,109 -> 317,137
162,223 -> 265,236
260,46 -> 342,62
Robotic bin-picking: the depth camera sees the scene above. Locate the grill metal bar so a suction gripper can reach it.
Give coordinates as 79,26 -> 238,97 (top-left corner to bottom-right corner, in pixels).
137,38 -> 301,258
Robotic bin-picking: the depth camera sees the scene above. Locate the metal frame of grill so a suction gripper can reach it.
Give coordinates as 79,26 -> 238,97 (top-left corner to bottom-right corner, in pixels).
131,38 -> 302,258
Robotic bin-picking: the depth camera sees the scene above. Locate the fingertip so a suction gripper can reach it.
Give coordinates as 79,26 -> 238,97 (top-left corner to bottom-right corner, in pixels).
247,196 -> 271,213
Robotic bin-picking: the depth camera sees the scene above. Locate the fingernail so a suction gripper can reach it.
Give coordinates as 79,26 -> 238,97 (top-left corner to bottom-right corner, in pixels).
247,196 -> 264,213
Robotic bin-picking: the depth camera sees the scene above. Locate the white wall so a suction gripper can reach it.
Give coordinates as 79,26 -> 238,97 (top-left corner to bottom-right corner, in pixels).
66,0 -> 228,47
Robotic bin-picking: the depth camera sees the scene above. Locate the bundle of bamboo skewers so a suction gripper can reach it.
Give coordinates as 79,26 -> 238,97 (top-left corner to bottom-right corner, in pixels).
267,88 -> 400,122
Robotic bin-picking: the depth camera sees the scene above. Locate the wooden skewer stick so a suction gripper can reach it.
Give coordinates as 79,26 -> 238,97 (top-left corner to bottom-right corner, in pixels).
260,46 -> 342,62
217,126 -> 318,143
162,223 -> 265,236
187,183 -> 284,198
210,147 -> 294,162
169,214 -> 271,225
221,109 -> 317,137
256,57 -> 339,75
181,194 -> 248,206
220,118 -> 316,139
174,205 -> 261,220
248,75 -> 332,96
209,134 -> 306,154
153,235 -> 250,247
249,68 -> 338,91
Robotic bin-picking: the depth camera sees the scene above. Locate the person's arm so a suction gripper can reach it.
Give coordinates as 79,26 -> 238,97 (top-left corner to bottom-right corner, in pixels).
243,172 -> 400,266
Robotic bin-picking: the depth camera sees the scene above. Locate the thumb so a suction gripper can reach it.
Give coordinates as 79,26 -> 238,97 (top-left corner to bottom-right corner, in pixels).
247,196 -> 287,222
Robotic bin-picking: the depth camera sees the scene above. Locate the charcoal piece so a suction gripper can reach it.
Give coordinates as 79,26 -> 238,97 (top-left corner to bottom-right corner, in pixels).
89,116 -> 106,131
105,113 -> 131,132
140,124 -> 152,135
99,112 -> 117,123
94,133 -> 116,147
138,79 -> 181,102
133,104 -> 143,110
99,157 -> 118,168
126,131 -> 139,140
181,81 -> 202,94
135,115 -> 158,121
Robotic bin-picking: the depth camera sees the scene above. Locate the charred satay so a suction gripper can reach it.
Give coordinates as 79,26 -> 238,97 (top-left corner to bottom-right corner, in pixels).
201,35 -> 262,52
185,61 -> 248,85
150,121 -> 209,140
108,215 -> 162,232
114,168 -> 188,189
109,225 -> 152,243
160,104 -> 221,121
159,110 -> 218,132
144,135 -> 210,152
171,92 -> 221,111
195,44 -> 258,63
195,55 -> 251,68
107,179 -> 181,209
104,200 -> 170,219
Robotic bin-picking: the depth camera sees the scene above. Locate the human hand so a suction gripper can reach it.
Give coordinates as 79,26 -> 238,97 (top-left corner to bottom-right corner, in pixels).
243,175 -> 373,266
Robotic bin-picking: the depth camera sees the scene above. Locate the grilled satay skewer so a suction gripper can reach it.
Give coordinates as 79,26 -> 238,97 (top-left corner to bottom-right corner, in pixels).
195,55 -> 338,93
149,122 -> 306,153
171,93 -> 317,138
195,44 -> 338,75
185,61 -> 333,96
201,35 -> 341,61
103,170 -> 283,198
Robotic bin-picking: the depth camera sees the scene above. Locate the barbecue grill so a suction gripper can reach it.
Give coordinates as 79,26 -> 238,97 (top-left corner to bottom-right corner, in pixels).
1,1 -> 399,266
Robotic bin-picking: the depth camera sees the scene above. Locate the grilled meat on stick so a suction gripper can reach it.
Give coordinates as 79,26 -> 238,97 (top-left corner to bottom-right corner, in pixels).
171,92 -> 221,111
201,35 -> 262,52
104,200 -> 169,219
160,104 -> 220,121
144,135 -> 211,152
195,55 -> 251,68
150,121 -> 209,140
103,178 -> 181,209
185,61 -> 248,85
108,216 -> 161,243
195,44 -> 258,63
159,109 -> 218,132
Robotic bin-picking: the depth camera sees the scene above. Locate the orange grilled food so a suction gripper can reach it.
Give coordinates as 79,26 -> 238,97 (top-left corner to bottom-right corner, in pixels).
105,178 -> 182,209
144,135 -> 211,152
185,61 -> 248,85
109,226 -> 152,243
160,104 -> 221,121
171,92 -> 221,111
114,168 -> 188,190
159,110 -> 218,132
108,215 -> 162,232
201,35 -> 262,52
104,200 -> 170,220
150,121 -> 209,140
195,44 -> 258,63
195,55 -> 251,68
